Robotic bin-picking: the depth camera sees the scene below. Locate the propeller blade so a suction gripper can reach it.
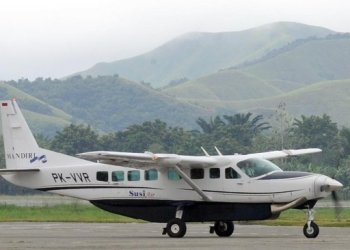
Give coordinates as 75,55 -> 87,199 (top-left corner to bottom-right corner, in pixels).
331,191 -> 342,220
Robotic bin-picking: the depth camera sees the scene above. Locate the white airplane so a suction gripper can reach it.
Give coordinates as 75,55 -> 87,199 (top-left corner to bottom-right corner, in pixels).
0,99 -> 343,238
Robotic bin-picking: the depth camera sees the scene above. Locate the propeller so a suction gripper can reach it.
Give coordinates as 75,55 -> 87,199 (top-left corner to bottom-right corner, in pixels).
331,190 -> 342,220
320,177 -> 343,220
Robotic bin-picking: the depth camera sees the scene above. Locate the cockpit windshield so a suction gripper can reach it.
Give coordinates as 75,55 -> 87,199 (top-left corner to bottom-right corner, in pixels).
237,158 -> 282,178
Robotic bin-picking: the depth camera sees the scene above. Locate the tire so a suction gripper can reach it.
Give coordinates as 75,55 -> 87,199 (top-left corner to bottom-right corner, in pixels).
166,218 -> 187,238
303,221 -> 319,238
214,221 -> 234,237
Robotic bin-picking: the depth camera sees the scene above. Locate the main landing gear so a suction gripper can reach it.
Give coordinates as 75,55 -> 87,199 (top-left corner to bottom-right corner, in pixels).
162,206 -> 235,238
163,206 -> 187,238
164,218 -> 187,238
210,221 -> 234,237
303,207 -> 319,238
163,219 -> 235,238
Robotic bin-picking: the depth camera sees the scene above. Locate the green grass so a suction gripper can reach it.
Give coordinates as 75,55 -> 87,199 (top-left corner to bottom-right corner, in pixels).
254,208 -> 350,227
0,204 -> 349,226
0,204 -> 140,223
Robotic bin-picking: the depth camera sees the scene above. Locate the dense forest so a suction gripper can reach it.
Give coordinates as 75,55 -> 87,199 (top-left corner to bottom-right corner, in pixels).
1,111 -> 350,198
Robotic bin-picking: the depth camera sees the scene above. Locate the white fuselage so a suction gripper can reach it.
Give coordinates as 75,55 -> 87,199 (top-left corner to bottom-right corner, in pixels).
3,160 -> 330,205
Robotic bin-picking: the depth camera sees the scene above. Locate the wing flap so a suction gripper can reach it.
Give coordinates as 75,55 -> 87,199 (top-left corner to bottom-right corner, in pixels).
246,148 -> 322,160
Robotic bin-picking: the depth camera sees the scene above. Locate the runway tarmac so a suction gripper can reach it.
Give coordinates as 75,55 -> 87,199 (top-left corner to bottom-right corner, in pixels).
0,222 -> 348,250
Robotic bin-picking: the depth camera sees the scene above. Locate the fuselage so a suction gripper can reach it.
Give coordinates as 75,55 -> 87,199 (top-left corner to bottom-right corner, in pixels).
3,158 -> 334,205
5,158 -> 340,222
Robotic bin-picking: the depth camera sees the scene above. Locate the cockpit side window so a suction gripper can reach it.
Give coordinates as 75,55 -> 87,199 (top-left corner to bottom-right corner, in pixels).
225,167 -> 240,179
237,158 -> 282,178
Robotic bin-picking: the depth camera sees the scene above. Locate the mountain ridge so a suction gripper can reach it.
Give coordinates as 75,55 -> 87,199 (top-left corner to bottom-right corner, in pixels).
76,22 -> 335,87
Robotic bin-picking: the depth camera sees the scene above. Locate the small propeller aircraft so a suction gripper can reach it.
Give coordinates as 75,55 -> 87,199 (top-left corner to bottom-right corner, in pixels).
0,99 -> 343,238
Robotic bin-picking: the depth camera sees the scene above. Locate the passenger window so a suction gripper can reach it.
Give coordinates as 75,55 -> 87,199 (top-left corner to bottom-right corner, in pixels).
190,168 -> 204,179
145,169 -> 158,181
225,167 -> 240,179
168,169 -> 182,180
128,170 -> 140,181
209,168 -> 220,179
96,171 -> 108,182
112,171 -> 124,182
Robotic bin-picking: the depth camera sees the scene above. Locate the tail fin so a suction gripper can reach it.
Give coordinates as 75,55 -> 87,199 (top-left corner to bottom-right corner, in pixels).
1,99 -> 91,169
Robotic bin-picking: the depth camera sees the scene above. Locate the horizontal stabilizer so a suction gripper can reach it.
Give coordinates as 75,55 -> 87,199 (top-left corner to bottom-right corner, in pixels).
0,168 -> 40,175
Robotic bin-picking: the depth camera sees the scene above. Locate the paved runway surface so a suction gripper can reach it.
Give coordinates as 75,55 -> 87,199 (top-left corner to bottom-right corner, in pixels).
0,222 -> 349,250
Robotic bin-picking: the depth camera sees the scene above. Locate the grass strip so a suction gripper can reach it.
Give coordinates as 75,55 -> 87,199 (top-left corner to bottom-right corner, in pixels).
251,208 -> 350,227
0,203 -> 140,223
0,204 -> 349,226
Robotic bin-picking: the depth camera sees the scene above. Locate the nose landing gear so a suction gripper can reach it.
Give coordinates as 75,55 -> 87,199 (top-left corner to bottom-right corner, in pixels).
303,208 -> 319,238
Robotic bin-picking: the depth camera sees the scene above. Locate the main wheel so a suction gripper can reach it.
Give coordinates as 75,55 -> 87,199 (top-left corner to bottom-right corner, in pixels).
166,218 -> 187,238
303,221 -> 319,238
214,221 -> 234,237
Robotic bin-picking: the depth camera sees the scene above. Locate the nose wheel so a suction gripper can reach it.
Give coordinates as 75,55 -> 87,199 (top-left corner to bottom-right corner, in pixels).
303,221 -> 319,238
303,208 -> 319,238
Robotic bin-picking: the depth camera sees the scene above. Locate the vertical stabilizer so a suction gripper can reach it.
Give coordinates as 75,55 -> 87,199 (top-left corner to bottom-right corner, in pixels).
1,99 -> 92,169
1,99 -> 40,169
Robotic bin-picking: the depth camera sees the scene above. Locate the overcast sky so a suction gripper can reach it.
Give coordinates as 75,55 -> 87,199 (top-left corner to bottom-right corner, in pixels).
1,0 -> 350,81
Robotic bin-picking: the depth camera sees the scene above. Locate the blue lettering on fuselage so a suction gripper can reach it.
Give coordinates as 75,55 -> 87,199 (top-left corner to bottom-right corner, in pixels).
129,190 -> 155,198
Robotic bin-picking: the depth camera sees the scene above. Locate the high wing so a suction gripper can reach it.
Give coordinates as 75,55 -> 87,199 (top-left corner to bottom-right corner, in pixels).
77,148 -> 321,169
77,151 -> 223,169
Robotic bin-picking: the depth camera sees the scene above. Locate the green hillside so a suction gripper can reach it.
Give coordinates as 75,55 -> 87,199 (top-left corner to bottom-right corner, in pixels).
10,76 -> 211,132
163,70 -> 283,102
0,82 -> 72,135
200,79 -> 350,127
163,34 -> 350,118
76,22 -> 334,88
239,34 -> 350,86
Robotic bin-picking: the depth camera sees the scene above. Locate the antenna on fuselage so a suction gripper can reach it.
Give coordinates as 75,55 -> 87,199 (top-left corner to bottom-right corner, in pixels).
214,146 -> 223,156
201,147 -> 210,156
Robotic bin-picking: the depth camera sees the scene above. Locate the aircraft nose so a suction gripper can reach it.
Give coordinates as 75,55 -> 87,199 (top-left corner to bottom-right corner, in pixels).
321,177 -> 343,192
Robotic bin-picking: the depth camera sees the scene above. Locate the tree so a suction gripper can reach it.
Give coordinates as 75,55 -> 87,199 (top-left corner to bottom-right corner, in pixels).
339,127 -> 350,157
195,113 -> 270,154
50,124 -> 99,155
290,114 -> 341,166
196,116 -> 224,134
291,114 -> 338,148
99,120 -> 200,154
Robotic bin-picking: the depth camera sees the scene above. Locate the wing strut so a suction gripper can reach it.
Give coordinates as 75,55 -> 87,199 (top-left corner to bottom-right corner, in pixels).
174,164 -> 212,201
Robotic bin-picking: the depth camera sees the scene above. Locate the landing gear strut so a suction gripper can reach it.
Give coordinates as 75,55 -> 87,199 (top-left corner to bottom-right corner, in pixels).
303,208 -> 319,238
210,221 -> 234,237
